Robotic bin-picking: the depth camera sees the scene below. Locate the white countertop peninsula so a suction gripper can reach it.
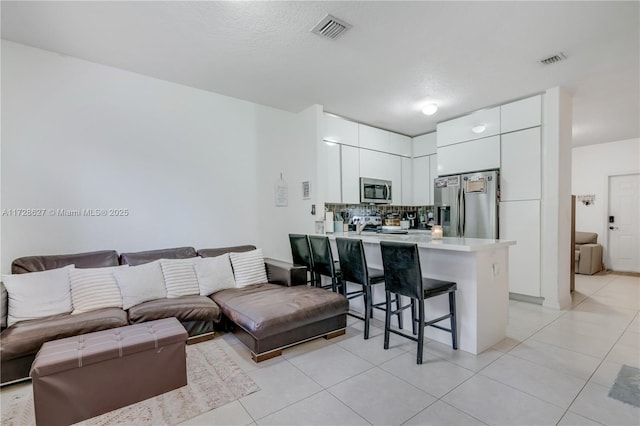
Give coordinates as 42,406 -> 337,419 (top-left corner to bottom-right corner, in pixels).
325,232 -> 516,354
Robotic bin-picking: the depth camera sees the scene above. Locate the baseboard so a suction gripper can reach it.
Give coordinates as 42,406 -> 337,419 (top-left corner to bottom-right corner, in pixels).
509,292 -> 544,305
186,331 -> 215,345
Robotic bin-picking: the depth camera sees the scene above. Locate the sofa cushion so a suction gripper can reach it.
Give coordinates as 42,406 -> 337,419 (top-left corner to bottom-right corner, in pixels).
2,265 -> 74,327
119,247 -> 196,266
229,249 -> 268,288
195,254 -> 236,296
11,250 -> 119,274
69,265 -> 127,314
211,283 -> 348,339
160,258 -> 202,298
0,308 -> 128,362
126,295 -> 221,324
114,260 -> 167,309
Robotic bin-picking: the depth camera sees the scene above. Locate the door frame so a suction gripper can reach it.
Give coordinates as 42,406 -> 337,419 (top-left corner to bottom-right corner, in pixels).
605,171 -> 640,271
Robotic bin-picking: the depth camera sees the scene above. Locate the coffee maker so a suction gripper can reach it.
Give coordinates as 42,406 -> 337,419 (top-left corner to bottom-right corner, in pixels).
405,211 -> 418,229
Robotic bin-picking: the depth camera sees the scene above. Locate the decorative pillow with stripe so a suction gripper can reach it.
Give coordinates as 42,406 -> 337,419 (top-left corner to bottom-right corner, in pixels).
2,264 -> 74,327
195,253 -> 236,295
114,260 -> 167,309
160,257 -> 202,298
229,249 -> 268,287
69,265 -> 128,314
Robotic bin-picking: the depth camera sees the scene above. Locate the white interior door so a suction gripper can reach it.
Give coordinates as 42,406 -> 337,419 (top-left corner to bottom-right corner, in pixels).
608,173 -> 640,272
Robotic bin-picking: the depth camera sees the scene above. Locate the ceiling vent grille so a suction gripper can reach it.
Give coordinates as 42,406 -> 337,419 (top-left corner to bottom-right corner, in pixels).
540,52 -> 567,65
311,15 -> 352,39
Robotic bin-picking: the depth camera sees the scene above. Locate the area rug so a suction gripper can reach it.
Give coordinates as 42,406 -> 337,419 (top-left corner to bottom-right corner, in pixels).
1,339 -> 260,425
609,364 -> 640,408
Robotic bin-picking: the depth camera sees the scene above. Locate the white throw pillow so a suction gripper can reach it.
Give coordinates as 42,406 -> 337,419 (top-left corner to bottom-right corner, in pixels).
69,265 -> 128,314
195,253 -> 236,295
2,265 -> 74,327
160,257 -> 201,298
113,260 -> 167,309
229,249 -> 268,287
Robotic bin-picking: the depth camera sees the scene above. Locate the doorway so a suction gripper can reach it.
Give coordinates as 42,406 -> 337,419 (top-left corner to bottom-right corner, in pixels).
608,173 -> 640,273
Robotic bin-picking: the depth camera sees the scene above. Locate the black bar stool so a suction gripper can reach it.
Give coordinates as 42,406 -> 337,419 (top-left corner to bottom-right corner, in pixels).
380,241 -> 458,364
308,235 -> 342,293
288,234 -> 315,286
336,237 -> 403,339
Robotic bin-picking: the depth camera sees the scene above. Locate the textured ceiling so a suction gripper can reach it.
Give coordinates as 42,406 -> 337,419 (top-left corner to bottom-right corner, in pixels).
2,1 -> 638,146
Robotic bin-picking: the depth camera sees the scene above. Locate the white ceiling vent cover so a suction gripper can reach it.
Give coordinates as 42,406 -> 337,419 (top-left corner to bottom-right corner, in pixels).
311,15 -> 352,39
540,52 -> 567,65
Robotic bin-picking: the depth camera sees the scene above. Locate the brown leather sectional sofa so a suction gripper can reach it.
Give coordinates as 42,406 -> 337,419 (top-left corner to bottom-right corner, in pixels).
0,245 -> 349,385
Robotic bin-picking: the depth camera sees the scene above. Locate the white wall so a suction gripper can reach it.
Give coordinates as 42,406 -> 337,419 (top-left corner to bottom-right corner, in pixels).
1,41 -> 315,272
572,138 -> 640,267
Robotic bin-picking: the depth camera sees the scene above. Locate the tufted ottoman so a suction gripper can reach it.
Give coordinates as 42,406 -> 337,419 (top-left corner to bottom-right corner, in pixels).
30,317 -> 188,426
211,283 -> 348,362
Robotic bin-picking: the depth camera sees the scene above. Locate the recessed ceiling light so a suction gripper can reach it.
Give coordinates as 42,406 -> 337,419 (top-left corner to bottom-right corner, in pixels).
422,104 -> 438,115
471,125 -> 486,134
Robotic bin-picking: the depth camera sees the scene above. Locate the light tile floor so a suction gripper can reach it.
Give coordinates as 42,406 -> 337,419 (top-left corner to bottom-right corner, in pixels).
2,273 -> 638,425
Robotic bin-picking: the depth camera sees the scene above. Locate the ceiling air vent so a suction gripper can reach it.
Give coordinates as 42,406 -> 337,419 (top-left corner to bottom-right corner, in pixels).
540,52 -> 567,65
311,14 -> 352,39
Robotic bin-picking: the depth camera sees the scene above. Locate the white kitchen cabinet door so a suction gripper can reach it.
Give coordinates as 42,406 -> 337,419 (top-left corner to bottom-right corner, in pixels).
437,106 -> 500,147
413,132 -> 437,157
412,156 -> 430,206
389,132 -> 412,157
500,95 -> 542,134
341,145 -> 360,204
325,143 -> 342,203
429,154 -> 438,205
437,135 -> 500,176
324,113 -> 358,147
402,157 -> 413,205
359,124 -> 389,152
501,127 -> 541,201
500,200 -> 541,297
359,149 -> 402,205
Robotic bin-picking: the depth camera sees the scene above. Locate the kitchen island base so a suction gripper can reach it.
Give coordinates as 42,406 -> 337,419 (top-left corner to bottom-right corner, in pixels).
330,233 -> 514,355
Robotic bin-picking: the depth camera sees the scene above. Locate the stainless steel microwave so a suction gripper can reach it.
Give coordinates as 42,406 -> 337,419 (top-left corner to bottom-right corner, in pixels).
360,177 -> 392,204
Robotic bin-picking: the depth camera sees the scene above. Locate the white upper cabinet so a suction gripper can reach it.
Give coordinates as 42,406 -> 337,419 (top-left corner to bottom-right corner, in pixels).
413,132 -> 437,157
501,127 -> 541,201
429,154 -> 438,204
437,106 -> 500,147
500,95 -> 542,134
341,145 -> 360,204
412,156 -> 430,206
325,143 -> 342,203
437,135 -> 500,176
388,132 -> 412,157
323,113 -> 359,147
402,157 -> 412,205
359,124 -> 411,157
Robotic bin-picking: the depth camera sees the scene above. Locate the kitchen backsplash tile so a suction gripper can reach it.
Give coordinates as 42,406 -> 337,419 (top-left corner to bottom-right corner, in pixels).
325,203 -> 434,218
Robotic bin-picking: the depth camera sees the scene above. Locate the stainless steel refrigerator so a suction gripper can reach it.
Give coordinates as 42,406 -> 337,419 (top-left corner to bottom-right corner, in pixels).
434,170 -> 499,238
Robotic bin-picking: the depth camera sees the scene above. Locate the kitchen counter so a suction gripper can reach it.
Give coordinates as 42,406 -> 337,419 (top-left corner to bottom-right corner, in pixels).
333,231 -> 515,252
323,232 -> 515,354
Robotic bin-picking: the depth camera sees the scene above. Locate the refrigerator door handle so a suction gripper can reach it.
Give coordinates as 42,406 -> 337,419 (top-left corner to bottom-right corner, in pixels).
459,186 -> 466,236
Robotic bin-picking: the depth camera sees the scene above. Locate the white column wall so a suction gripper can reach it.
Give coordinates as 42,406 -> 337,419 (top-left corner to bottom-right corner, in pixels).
541,87 -> 573,309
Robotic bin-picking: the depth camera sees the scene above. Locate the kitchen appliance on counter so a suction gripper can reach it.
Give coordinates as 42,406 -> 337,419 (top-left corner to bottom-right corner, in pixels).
360,177 -> 392,204
349,214 -> 382,232
434,170 -> 499,238
404,211 -> 418,229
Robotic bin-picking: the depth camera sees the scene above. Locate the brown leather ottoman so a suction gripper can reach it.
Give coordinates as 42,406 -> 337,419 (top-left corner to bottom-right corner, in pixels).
211,283 -> 348,362
30,317 -> 188,426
